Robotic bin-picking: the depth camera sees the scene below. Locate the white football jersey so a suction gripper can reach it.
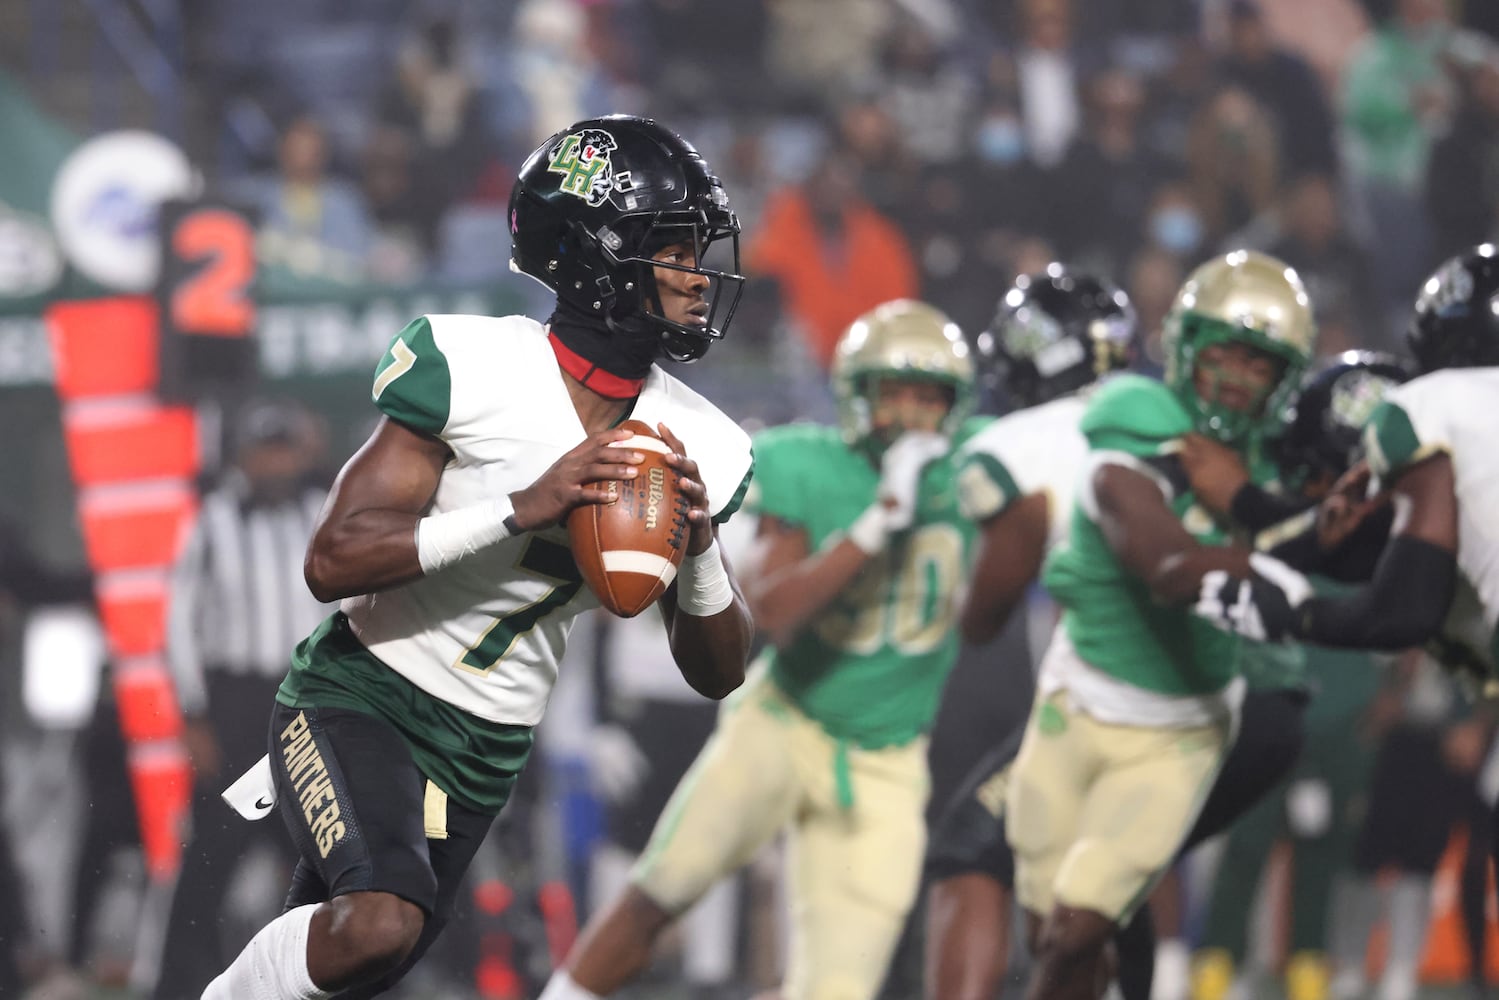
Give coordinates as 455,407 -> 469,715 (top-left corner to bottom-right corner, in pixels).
341,314 -> 753,725
955,392 -> 1089,551
1366,367 -> 1499,671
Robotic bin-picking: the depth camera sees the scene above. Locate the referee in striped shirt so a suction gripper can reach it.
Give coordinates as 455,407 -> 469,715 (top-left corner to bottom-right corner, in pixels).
154,400 -> 333,1000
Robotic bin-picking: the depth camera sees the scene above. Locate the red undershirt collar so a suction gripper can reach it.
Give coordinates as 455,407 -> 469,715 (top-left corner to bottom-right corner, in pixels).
547,329 -> 645,400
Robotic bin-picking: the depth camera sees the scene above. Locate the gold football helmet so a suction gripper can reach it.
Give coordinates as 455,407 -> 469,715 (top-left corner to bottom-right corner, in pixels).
1162,250 -> 1317,444
831,299 -> 976,444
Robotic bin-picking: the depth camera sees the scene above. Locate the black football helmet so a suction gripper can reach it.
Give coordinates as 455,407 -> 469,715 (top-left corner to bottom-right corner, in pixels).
509,115 -> 745,362
1408,243 -> 1499,374
1276,350 -> 1415,487
976,265 -> 1137,409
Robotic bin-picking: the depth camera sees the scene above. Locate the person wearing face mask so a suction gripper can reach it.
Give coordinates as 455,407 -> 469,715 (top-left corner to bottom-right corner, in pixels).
976,110 -> 1028,168
1144,180 -> 1208,260
154,400 -> 334,1000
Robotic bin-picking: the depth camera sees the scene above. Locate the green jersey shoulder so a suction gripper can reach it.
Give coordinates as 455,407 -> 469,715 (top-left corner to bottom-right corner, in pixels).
1080,373 -> 1194,458
1362,369 -> 1473,485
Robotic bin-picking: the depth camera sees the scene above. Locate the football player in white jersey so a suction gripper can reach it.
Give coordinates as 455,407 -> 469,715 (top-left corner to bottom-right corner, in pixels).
925,267 -> 1137,1000
1195,242 -> 1499,892
204,115 -> 756,1000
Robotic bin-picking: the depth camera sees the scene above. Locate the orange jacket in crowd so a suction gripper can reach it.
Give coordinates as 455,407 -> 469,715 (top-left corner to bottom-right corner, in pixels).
745,187 -> 919,369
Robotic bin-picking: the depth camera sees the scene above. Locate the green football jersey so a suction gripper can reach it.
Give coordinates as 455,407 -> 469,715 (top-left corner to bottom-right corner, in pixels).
1043,375 -> 1292,696
744,420 -> 986,748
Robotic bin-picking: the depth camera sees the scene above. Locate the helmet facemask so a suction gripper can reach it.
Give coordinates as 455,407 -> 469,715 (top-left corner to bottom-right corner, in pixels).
1161,251 -> 1317,449
509,115 -> 748,367
1168,314 -> 1305,447
594,209 -> 746,363
851,372 -> 961,449
832,300 -> 977,452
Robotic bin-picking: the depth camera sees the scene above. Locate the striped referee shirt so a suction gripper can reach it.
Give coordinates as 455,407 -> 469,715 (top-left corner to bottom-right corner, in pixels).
166,471 -> 332,716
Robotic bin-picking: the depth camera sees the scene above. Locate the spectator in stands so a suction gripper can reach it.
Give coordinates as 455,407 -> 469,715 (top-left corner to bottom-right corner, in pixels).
378,14 -> 491,224
1049,67 -> 1175,274
231,114 -> 375,272
1426,53 -> 1499,259
1339,0 -> 1455,307
359,124 -> 438,284
874,13 -> 978,169
1141,176 -> 1210,264
1217,0 -> 1340,178
744,153 -> 918,370
1004,0 -> 1093,169
153,401 -> 331,1000
763,0 -> 891,112
1186,84 -> 1283,245
481,0 -> 615,167
1126,245 -> 1185,373
1267,173 -> 1388,350
935,97 -> 1049,291
637,0 -> 771,116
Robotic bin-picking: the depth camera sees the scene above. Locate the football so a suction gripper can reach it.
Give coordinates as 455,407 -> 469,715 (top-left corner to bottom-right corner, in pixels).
567,420 -> 690,617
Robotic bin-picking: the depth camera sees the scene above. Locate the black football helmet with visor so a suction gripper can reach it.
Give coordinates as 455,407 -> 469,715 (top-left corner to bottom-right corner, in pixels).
509,115 -> 745,362
1408,243 -> 1499,374
977,265 -> 1137,409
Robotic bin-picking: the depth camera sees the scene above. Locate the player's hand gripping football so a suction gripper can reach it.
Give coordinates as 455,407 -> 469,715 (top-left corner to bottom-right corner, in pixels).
878,431 -> 949,531
656,423 -> 713,556
511,428 -> 646,532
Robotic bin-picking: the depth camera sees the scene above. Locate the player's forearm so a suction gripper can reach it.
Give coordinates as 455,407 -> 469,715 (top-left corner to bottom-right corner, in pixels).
665,593 -> 752,699
1095,463 -> 1253,605
304,509 -> 427,601
959,591 -> 1021,645
744,540 -> 870,648
1149,545 -> 1254,605
959,496 -> 1049,644
959,570 -> 1029,644
1294,535 -> 1455,649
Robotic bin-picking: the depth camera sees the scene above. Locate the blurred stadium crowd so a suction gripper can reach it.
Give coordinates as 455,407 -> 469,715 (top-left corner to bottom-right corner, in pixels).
6,0 -> 1499,998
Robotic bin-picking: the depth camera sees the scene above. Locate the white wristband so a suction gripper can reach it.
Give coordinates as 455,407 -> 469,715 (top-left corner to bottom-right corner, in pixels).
845,504 -> 890,556
676,540 -> 735,617
416,497 -> 516,574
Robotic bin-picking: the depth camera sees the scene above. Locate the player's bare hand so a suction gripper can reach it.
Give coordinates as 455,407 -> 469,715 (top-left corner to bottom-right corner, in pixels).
1316,461 -> 1379,550
511,428 -> 644,531
1179,433 -> 1249,515
657,422 -> 713,555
